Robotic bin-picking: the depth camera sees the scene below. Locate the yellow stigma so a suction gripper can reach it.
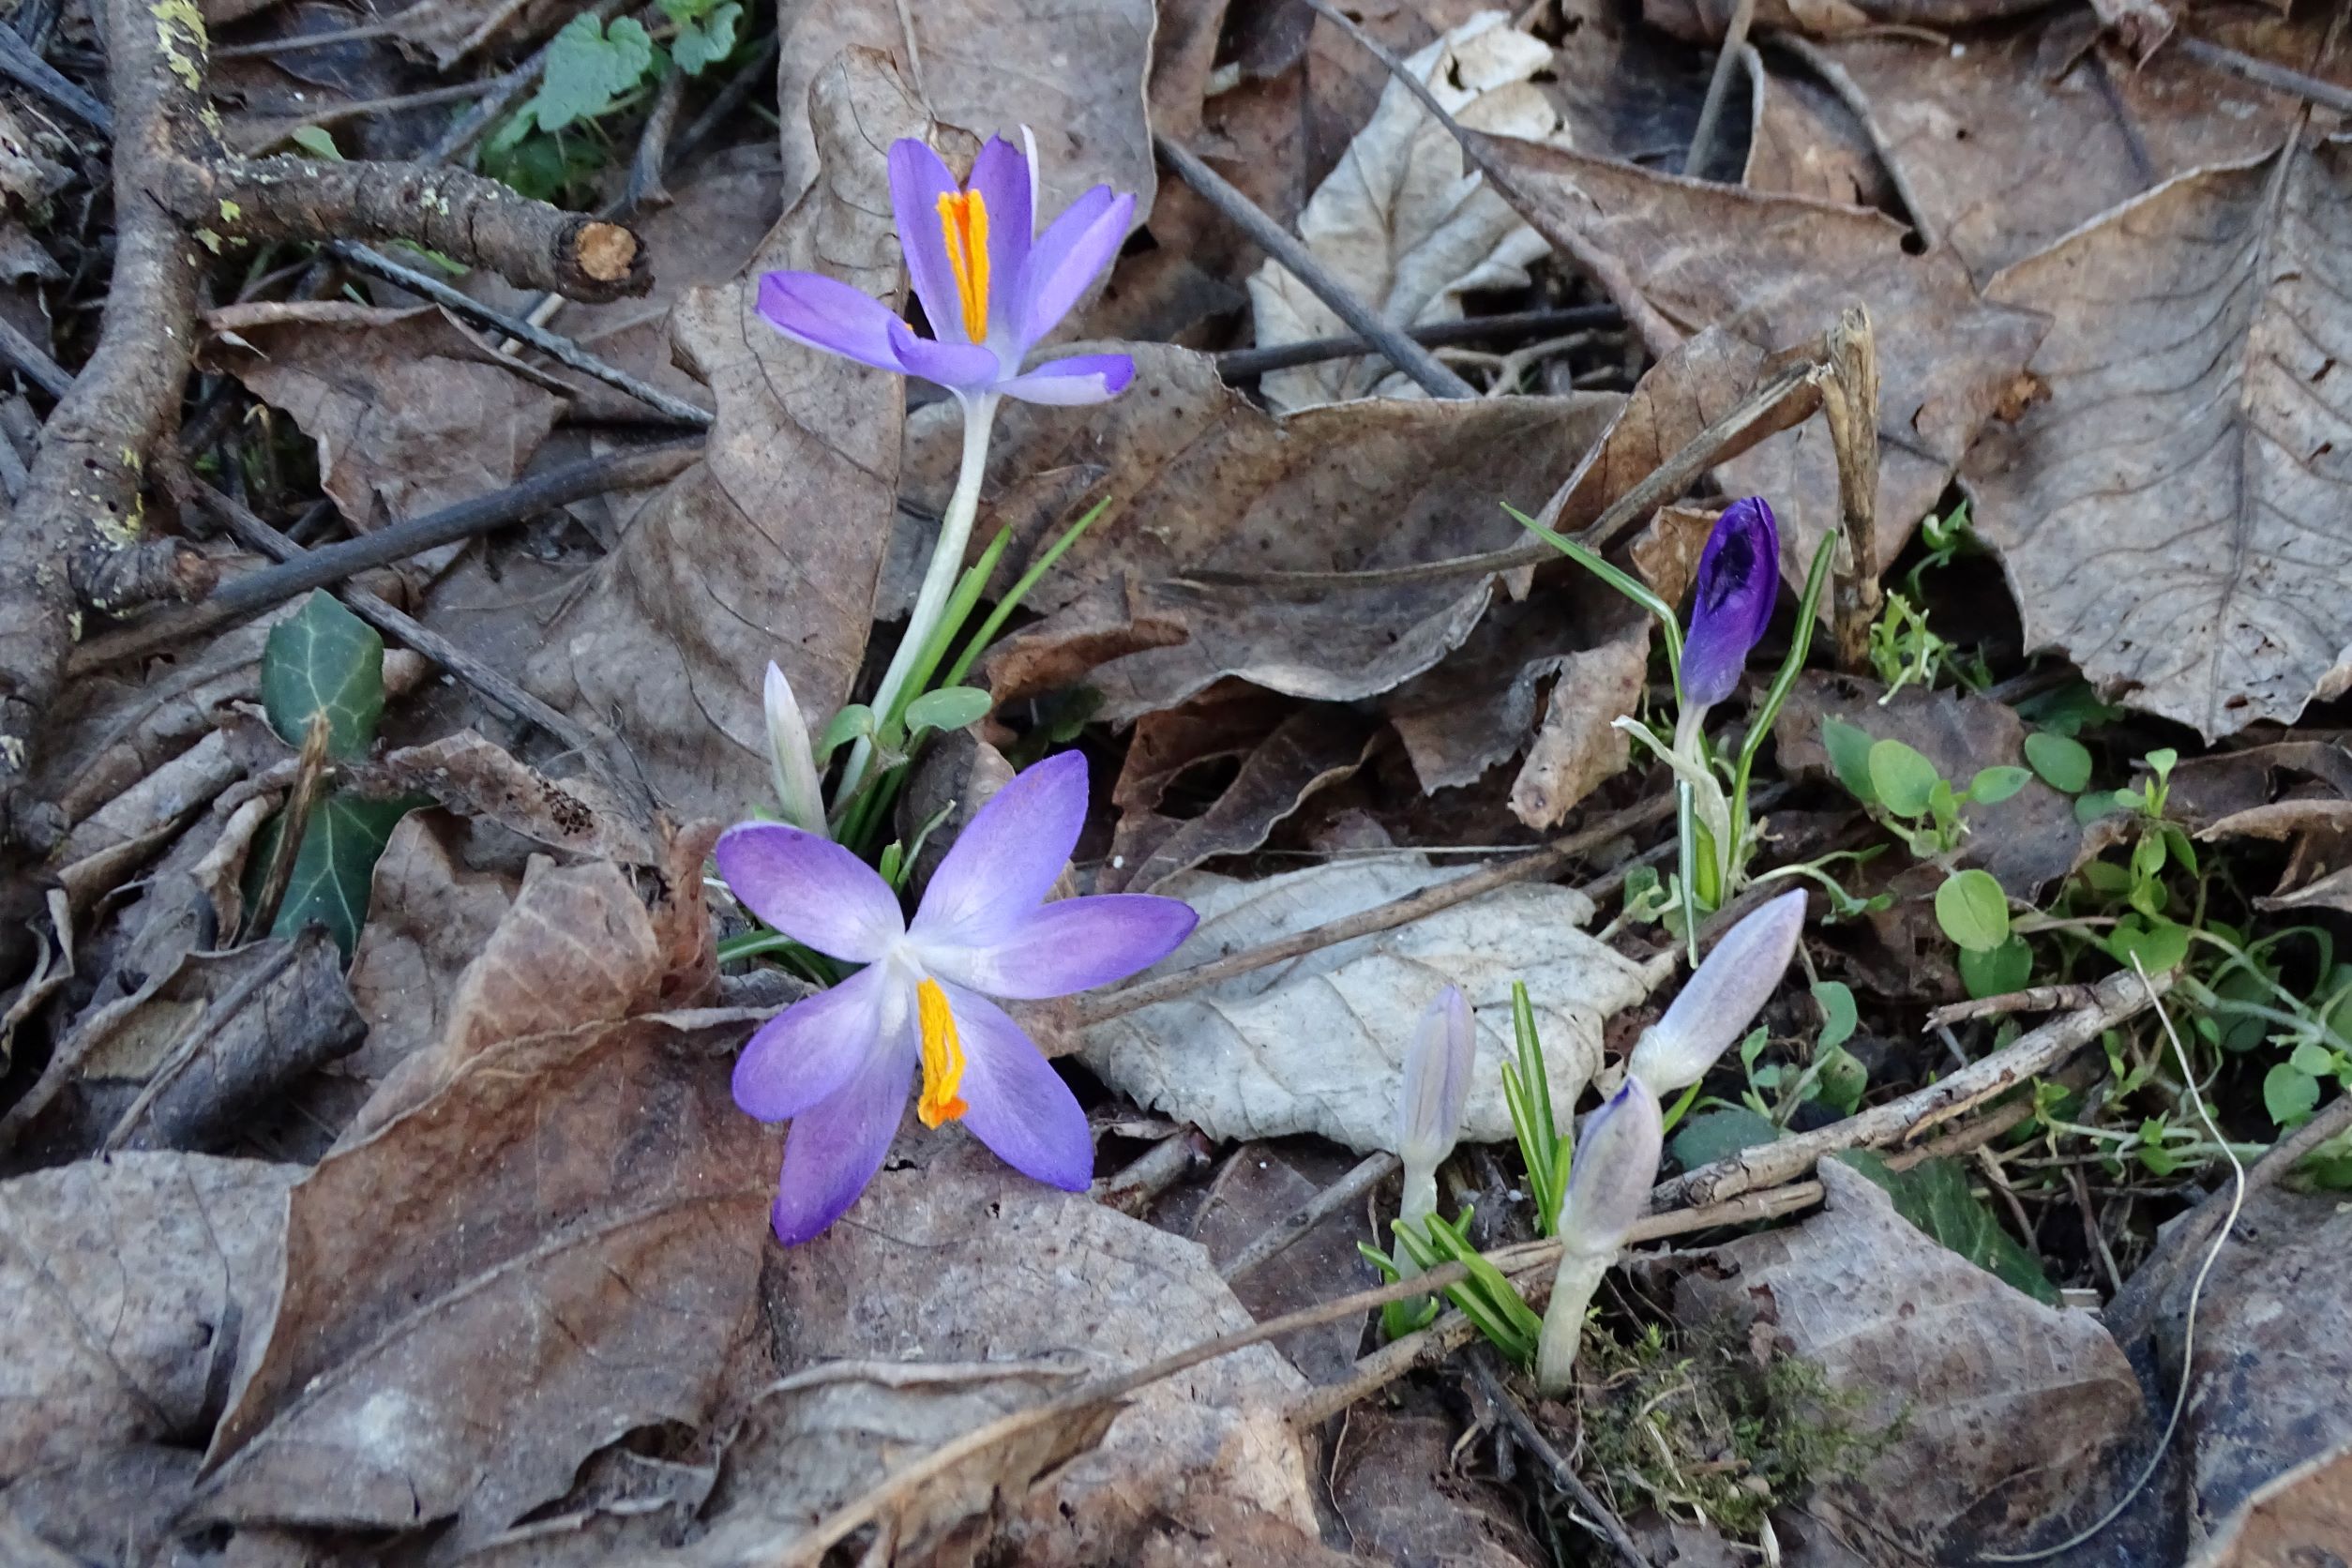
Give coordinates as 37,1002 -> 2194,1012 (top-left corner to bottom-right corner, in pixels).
935,188 -> 991,342
915,978 -> 970,1128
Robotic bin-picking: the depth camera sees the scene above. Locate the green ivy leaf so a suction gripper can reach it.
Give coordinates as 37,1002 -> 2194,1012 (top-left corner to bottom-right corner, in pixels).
1935,868 -> 2011,953
1820,716 -> 1877,803
1812,980 -> 1858,1052
247,794 -> 417,960
2265,1063 -> 2321,1126
525,14 -> 655,135
262,591 -> 384,759
1835,1151 -> 2058,1304
2024,731 -> 2092,793
1967,765 -> 2032,806
1958,934 -> 2032,999
1669,1106 -> 1779,1170
671,0 -> 740,74
1867,738 -> 1941,818
902,685 -> 992,736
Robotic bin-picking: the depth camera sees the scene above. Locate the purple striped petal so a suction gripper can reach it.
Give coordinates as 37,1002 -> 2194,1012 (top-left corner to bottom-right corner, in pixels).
886,318 -> 1004,393
922,893 -> 1196,1000
909,751 -> 1088,946
1014,187 -> 1133,347
1398,986 -> 1475,1168
937,980 -> 1093,1189
888,139 -> 967,344
769,1026 -> 915,1244
1558,1077 -> 1663,1256
1630,888 -> 1805,1095
967,135 -> 1033,320
756,271 -> 905,372
1680,497 -> 1780,709
732,964 -> 894,1122
998,354 -> 1135,406
716,822 -> 904,963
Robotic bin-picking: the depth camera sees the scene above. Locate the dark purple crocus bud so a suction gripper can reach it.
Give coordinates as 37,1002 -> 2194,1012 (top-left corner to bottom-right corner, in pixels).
1679,497 -> 1781,710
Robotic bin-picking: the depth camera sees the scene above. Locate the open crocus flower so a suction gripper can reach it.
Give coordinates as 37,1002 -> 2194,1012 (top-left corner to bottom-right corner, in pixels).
1678,497 -> 1781,711
756,133 -> 1136,407
716,752 -> 1196,1244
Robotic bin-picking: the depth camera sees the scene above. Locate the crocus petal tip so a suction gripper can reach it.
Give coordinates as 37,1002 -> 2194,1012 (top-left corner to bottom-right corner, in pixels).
1630,888 -> 1807,1096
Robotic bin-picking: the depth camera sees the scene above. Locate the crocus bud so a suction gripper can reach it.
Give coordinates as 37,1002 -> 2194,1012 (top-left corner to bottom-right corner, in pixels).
1397,986 -> 1474,1174
1629,888 -> 1805,1096
763,661 -> 828,836
1679,497 -> 1780,710
1535,1075 -> 1665,1393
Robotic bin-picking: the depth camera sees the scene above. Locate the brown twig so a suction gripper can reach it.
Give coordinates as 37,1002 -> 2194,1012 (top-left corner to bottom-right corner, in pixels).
1821,307 -> 1882,666
624,63 -> 688,213
0,313 -> 70,400
0,19 -> 109,130
240,711 -> 331,943
1926,982 -> 2101,1029
68,442 -> 701,674
2173,34 -> 2352,115
1153,131 -> 1478,400
1470,1356 -> 1655,1568
1221,1151 -> 1399,1283
1684,0 -> 1758,176
1215,305 -> 1623,381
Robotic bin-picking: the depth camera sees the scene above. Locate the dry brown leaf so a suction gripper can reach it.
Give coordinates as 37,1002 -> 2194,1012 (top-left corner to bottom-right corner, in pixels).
774,0 -> 1155,236
1965,136 -> 2352,741
194,1004 -> 778,1547
1743,57 -> 1896,211
1645,0 -> 2052,42
1672,1159 -> 2149,1560
909,342 -> 1620,717
1330,1411 -> 1545,1567
525,53 -> 929,822
0,1153 -> 298,1482
342,811 -> 519,1092
2194,1439 -> 2352,1568
1384,596 -> 1592,792
1466,133 -> 2044,575
378,731 -> 662,865
0,1444 -> 205,1567
1103,705 -> 1373,894
1509,625 -> 1651,829
384,0 -> 572,66
206,303 -> 565,545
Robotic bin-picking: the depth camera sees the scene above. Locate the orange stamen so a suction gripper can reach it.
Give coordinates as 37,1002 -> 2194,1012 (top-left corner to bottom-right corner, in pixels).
915,978 -> 970,1127
934,188 -> 991,342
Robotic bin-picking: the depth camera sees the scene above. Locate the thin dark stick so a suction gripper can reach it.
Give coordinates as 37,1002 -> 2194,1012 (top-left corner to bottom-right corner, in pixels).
2175,35 -> 2352,114
1153,132 -> 1477,400
0,314 -> 70,399
68,442 -> 701,672
1767,33 -> 1940,249
101,938 -> 305,1153
0,21 -> 111,131
332,242 -> 714,427
170,464 -> 610,757
213,20 -> 403,58
1470,1358 -> 1655,1568
1684,0 -> 1758,176
1221,1151 -> 1398,1283
624,65 -> 688,212
254,81 -> 496,145
1214,305 -> 1623,380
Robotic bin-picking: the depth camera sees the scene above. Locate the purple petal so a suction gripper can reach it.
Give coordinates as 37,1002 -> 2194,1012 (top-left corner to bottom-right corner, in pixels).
715,822 -> 904,963
886,318 -> 1004,393
1014,187 -> 1133,346
755,271 -> 905,372
909,751 -> 1088,945
936,981 -> 1092,1189
1558,1077 -> 1663,1255
888,139 -> 967,344
769,1027 -> 915,1245
1630,888 -> 1805,1095
1680,497 -> 1780,709
1398,986 -> 1475,1168
967,136 -> 1033,317
732,964 -> 893,1122
922,893 -> 1196,1000
997,354 -> 1135,407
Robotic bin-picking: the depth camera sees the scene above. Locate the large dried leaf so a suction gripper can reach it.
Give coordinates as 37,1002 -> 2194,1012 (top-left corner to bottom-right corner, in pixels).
1964,136 -> 2352,741
774,0 -> 1154,231
908,343 -> 1620,716
1080,855 -> 1658,1149
193,1006 -> 777,1545
1250,11 -> 1570,411
525,53 -> 929,822
1671,1159 -> 2148,1560
341,812 -> 519,1090
0,1153 -> 297,1481
686,1148 -> 1317,1564
1103,705 -> 1373,894
1467,133 -> 2044,573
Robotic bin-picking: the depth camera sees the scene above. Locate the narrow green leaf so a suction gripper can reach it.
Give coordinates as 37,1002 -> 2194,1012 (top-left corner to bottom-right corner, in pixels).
2024,731 -> 2092,793
1935,868 -> 2011,953
262,590 -> 384,758
1867,737 -> 1940,818
289,125 -> 345,160
818,703 -> 875,761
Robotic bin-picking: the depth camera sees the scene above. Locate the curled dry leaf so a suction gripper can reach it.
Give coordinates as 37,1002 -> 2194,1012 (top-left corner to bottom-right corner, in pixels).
1250,11 -> 1570,412
1081,855 -> 1656,1149
341,811 -> 519,1093
1671,1160 -> 2149,1560
525,52 -> 928,822
1509,625 -> 1651,829
378,730 -> 661,866
1331,1411 -> 1546,1568
0,1153 -> 298,1482
687,1149 -> 1316,1565
1965,137 -> 2352,741
206,303 -> 566,548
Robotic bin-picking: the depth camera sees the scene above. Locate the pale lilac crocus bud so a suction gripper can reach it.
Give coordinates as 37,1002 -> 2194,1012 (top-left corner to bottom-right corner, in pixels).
1535,1076 -> 1665,1394
1395,986 -> 1474,1282
763,662 -> 827,837
1629,888 -> 1806,1097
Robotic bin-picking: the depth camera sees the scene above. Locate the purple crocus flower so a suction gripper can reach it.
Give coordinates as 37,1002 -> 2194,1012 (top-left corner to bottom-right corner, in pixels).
1629,888 -> 1806,1096
716,752 -> 1195,1244
1679,497 -> 1781,710
755,132 -> 1137,407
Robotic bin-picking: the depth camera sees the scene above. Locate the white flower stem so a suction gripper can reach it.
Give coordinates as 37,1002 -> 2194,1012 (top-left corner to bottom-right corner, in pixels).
837,392 -> 1000,806
1670,702 -> 1738,899
1396,1163 -> 1439,1281
1533,1248 -> 1612,1395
